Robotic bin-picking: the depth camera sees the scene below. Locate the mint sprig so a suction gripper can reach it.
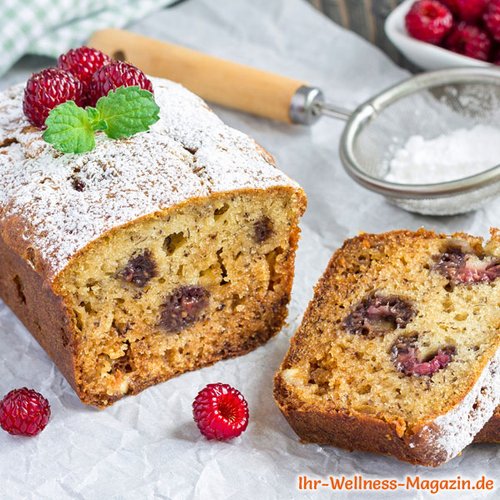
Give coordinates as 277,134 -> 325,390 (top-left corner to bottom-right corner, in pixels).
95,86 -> 160,139
43,102 -> 96,154
43,86 -> 160,154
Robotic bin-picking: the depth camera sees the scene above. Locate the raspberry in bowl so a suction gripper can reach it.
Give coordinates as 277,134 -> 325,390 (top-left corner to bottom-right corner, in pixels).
445,23 -> 492,61
405,0 -> 453,44
385,0 -> 496,70
484,0 -> 500,42
453,0 -> 489,23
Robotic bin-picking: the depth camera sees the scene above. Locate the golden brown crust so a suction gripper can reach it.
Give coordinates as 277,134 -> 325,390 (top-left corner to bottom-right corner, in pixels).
274,376 -> 449,466
275,229 -> 499,464
0,233 -> 79,394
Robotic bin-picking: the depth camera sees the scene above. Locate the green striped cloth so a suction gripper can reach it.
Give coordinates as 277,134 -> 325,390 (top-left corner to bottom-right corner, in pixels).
0,0 -> 177,77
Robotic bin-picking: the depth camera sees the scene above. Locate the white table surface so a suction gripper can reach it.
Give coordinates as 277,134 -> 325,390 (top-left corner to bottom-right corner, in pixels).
0,0 -> 498,498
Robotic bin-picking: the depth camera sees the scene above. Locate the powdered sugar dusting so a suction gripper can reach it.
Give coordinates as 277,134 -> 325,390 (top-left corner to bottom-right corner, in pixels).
385,125 -> 500,184
0,77 -> 298,279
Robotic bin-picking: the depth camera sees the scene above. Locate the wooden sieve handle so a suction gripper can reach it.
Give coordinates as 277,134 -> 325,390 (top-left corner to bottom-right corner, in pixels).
88,29 -> 321,124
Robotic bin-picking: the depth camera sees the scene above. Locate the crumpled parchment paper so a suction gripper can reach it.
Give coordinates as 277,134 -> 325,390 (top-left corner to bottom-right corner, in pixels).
0,0 -> 498,498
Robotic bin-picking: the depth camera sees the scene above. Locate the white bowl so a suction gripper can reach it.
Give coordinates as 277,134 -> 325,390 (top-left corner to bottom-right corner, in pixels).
385,0 -> 491,71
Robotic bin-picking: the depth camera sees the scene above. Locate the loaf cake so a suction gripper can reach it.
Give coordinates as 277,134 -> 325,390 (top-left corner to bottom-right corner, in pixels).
274,229 -> 499,466
0,77 -> 306,408
475,407 -> 500,443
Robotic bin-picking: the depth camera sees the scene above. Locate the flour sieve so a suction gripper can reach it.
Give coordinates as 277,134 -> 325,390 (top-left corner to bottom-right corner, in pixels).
90,30 -> 500,216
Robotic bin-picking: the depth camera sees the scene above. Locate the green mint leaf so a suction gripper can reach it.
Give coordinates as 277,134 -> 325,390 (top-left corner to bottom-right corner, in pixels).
85,107 -> 104,131
43,101 -> 95,154
86,107 -> 100,123
42,86 -> 160,154
96,86 -> 160,139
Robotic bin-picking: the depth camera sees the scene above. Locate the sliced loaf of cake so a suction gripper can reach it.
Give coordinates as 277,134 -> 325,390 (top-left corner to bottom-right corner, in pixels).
274,229 -> 499,466
0,78 -> 306,407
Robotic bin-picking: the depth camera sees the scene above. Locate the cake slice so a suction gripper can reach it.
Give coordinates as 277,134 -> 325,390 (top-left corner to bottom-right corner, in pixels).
0,78 -> 306,407
475,404 -> 500,443
274,229 -> 499,466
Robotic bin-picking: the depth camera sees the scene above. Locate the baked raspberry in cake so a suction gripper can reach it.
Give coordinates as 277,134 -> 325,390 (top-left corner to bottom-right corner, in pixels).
0,77 -> 306,407
274,229 -> 499,466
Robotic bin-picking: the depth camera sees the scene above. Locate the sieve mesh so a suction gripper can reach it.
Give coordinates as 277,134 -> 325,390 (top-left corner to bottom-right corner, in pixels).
342,70 -> 500,215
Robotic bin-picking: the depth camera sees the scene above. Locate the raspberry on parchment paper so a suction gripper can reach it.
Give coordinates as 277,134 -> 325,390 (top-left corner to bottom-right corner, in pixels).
192,383 -> 249,441
0,388 -> 51,437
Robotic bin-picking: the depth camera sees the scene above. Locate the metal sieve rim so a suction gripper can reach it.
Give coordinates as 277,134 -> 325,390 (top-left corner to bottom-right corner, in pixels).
339,67 -> 500,200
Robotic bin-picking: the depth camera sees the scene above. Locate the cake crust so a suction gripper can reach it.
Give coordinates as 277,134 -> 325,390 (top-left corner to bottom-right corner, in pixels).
275,229 -> 499,465
474,408 -> 500,443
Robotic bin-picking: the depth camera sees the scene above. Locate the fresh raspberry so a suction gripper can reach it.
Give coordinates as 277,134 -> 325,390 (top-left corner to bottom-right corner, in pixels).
23,68 -> 84,128
484,0 -> 500,42
88,61 -> 154,106
439,0 -> 458,15
492,48 -> 500,65
405,0 -> 453,44
192,383 -> 249,440
445,22 -> 492,61
0,388 -> 51,436
58,46 -> 112,91
455,0 -> 488,22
